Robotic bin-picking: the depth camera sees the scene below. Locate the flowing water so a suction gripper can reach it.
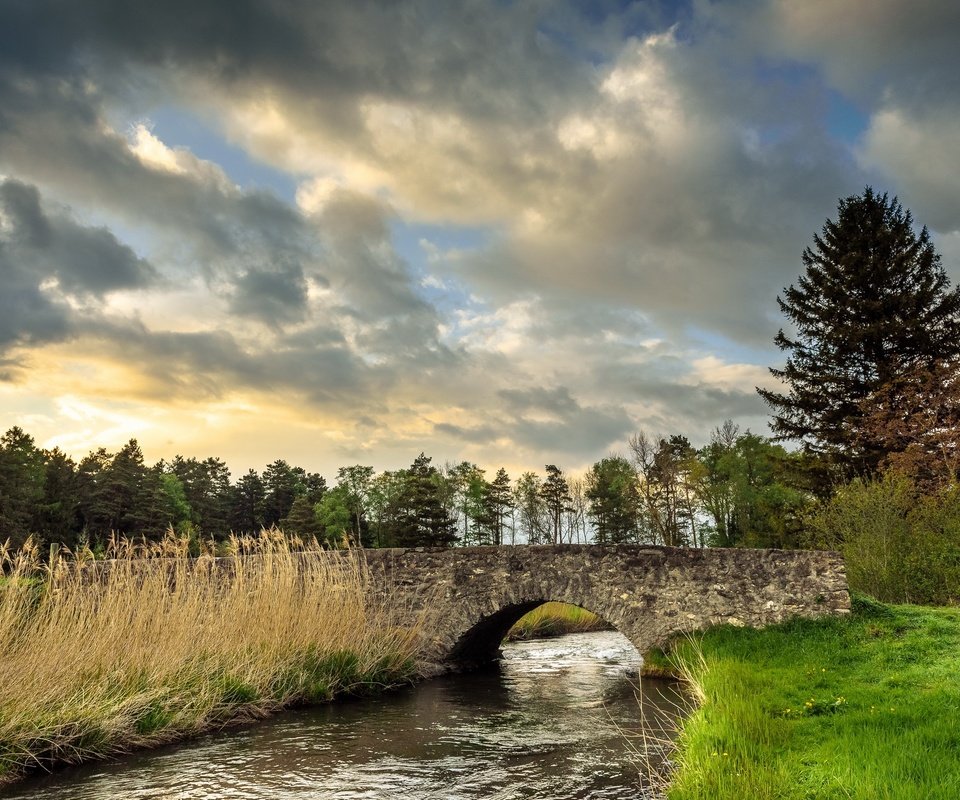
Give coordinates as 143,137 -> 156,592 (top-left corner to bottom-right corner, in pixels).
2,631 -> 685,800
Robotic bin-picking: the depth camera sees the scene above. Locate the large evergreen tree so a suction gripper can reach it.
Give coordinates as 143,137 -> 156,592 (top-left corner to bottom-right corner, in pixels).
759,188 -> 960,476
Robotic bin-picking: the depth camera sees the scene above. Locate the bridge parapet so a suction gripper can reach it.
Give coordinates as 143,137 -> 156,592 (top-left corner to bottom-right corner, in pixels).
359,545 -> 849,671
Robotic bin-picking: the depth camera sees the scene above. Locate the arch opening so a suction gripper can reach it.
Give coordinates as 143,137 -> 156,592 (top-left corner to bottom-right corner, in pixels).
447,600 -> 628,670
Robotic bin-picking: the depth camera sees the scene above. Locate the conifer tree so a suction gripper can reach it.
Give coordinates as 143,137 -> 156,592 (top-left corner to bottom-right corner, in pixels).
394,454 -> 458,547
483,467 -> 514,546
759,188 -> 960,476
539,464 -> 573,544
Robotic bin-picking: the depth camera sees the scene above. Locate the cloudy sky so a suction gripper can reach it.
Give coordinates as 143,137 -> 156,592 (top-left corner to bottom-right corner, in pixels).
1,0 -> 958,477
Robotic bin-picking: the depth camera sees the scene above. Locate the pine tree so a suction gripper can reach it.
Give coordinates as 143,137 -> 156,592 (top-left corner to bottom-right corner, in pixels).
483,468 -> 513,546
759,188 -> 960,476
539,464 -> 573,544
394,454 -> 458,547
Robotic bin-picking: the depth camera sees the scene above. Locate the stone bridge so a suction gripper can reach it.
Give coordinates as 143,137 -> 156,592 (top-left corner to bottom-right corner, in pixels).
359,544 -> 850,670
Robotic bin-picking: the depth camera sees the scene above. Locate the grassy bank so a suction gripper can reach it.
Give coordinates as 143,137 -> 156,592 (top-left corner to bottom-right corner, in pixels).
0,533 -> 426,786
658,597 -> 960,799
504,601 -> 611,641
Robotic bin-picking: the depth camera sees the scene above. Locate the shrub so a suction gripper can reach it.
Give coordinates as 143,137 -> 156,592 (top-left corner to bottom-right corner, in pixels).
812,472 -> 960,605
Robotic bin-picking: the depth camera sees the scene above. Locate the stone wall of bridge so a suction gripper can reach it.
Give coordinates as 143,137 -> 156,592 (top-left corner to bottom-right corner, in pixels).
358,544 -> 850,671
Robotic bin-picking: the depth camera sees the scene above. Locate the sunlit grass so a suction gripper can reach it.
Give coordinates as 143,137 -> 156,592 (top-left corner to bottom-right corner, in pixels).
0,531 -> 426,785
664,596 -> 960,799
504,601 -> 611,641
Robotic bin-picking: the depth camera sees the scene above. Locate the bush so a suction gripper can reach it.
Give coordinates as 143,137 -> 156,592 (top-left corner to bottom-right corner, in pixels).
811,472 -> 960,605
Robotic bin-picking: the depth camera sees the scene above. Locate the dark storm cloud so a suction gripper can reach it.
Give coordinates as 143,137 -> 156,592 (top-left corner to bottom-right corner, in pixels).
0,180 -> 157,296
736,1 -> 960,111
0,73 -> 311,272
434,394 -> 633,462
0,0 -> 855,349
229,262 -> 309,326
316,191 -> 453,360
498,386 -> 581,417
493,383 -> 633,458
0,178 -> 157,351
432,422 -> 500,445
83,317 -> 376,408
2,0 -> 954,468
0,0 -> 596,132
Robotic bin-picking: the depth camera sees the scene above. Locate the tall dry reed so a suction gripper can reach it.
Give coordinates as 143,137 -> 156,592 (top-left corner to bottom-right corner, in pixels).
0,530 -> 425,784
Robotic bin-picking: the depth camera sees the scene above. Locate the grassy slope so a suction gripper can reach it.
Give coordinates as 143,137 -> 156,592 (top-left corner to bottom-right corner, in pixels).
664,597 -> 960,800
504,601 -> 611,641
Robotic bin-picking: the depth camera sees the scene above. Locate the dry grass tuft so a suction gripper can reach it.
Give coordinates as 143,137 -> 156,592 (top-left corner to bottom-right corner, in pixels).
0,530 -> 426,785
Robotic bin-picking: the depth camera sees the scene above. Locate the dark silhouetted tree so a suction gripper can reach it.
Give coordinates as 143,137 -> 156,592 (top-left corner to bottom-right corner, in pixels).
230,469 -> 266,533
0,427 -> 45,549
759,188 -> 960,479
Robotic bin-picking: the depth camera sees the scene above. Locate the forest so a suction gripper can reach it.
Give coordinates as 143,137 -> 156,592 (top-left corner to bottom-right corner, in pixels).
0,421 -> 812,553
3,188 -> 960,605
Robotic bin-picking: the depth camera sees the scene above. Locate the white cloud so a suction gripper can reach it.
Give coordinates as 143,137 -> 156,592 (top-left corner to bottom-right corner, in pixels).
859,106 -> 960,232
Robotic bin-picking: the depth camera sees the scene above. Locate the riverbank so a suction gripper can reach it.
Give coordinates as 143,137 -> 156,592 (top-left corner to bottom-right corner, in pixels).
0,534 -> 425,787
656,596 -> 960,799
505,601 -> 611,640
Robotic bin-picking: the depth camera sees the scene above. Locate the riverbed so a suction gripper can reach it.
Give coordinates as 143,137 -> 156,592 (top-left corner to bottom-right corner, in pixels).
1,631 -> 684,799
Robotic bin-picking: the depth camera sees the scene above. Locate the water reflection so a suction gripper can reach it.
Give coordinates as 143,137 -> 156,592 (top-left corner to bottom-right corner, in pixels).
1,631 -> 684,800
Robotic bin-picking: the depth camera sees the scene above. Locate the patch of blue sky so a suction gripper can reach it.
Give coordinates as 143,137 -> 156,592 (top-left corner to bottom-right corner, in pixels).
744,59 -> 868,151
825,88 -> 869,143
687,326 -> 778,366
147,107 -> 298,202
69,206 -> 157,264
391,217 -> 490,273
388,219 -> 496,332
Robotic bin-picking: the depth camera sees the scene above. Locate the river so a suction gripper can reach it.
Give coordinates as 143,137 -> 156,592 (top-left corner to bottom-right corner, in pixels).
1,631 -> 685,799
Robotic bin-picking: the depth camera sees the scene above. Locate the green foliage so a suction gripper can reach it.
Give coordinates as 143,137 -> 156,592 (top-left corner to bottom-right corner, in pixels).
335,465 -> 374,546
280,494 -> 325,541
585,456 -> 638,543
446,461 -> 489,545
159,473 -> 193,535
811,471 -> 960,605
316,486 -> 353,547
695,423 -> 811,548
230,468 -> 266,534
514,471 -> 547,544
631,432 -> 700,546
666,602 -> 960,800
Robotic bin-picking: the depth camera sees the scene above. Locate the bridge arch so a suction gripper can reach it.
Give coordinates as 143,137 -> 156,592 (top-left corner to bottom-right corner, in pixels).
360,544 -> 849,673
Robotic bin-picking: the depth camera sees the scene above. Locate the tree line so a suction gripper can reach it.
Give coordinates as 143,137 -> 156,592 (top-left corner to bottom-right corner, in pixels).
0,423 -> 808,553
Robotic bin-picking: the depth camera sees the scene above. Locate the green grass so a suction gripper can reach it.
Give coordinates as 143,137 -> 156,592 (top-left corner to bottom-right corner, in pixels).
504,601 -> 612,641
664,596 -> 960,800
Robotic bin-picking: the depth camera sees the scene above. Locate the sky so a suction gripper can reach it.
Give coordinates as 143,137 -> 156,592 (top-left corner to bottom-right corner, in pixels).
1,0 -> 959,479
